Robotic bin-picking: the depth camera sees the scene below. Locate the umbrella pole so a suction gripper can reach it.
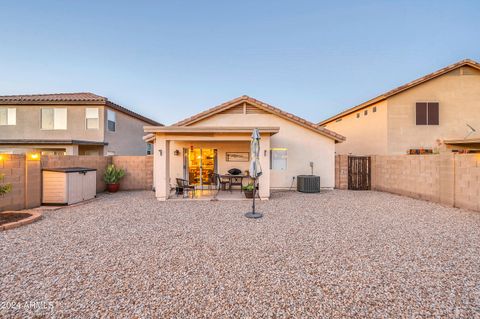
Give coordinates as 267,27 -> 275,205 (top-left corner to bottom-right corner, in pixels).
252,177 -> 256,213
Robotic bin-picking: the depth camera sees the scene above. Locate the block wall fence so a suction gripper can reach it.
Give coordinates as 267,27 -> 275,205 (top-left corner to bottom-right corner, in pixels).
0,155 -> 153,212
335,154 -> 480,212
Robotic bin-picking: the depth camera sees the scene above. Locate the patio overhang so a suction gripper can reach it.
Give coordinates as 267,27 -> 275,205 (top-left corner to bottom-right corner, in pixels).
444,137 -> 480,148
143,126 -> 280,141
148,126 -> 275,202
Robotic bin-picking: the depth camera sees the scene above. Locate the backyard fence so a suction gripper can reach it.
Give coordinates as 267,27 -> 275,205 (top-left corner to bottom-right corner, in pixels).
0,155 -> 153,212
335,154 -> 480,212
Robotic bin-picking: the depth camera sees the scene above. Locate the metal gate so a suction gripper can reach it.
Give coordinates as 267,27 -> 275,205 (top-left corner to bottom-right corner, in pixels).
348,156 -> 371,190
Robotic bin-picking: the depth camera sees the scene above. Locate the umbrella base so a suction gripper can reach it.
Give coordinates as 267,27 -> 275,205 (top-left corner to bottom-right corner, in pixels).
245,212 -> 263,219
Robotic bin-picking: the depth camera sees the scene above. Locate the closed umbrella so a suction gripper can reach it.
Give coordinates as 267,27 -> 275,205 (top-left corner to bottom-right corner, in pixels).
245,128 -> 263,219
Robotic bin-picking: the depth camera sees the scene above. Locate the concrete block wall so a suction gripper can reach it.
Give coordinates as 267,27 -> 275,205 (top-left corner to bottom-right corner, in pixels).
454,155 -> 480,211
111,155 -> 153,191
0,155 -> 41,212
372,155 -> 441,202
336,154 -> 480,212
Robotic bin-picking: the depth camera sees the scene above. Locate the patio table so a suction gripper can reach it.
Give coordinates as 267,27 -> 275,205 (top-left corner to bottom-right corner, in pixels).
219,174 -> 249,192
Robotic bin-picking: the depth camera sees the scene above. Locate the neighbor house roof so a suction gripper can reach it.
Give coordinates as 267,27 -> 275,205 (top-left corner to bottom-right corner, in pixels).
0,92 -> 162,126
318,59 -> 480,126
173,95 -> 345,142
0,139 -> 108,146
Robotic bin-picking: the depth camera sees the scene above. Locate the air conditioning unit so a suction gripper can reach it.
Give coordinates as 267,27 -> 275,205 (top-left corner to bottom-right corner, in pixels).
297,175 -> 320,193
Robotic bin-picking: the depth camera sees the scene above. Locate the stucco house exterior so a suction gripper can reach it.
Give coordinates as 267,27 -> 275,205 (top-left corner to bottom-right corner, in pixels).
0,93 -> 162,155
144,96 -> 345,201
319,59 -> 480,155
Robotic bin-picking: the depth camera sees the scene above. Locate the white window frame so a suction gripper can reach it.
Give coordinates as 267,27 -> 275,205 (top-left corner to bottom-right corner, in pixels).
0,108 -> 16,125
41,108 -> 67,130
85,108 -> 99,130
270,148 -> 288,170
107,110 -> 116,132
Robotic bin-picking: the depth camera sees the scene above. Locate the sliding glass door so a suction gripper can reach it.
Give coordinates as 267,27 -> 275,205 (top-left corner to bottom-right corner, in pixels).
185,148 -> 217,188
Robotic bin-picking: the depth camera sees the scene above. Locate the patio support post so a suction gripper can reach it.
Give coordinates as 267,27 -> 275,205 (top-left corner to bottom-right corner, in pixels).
155,136 -> 170,201
259,135 -> 270,200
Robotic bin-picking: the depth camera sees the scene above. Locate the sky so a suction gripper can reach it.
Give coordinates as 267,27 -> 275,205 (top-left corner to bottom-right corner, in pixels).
0,1 -> 479,125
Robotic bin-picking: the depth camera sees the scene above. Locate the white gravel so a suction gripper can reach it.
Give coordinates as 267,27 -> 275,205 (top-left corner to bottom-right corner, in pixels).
1,190 -> 479,318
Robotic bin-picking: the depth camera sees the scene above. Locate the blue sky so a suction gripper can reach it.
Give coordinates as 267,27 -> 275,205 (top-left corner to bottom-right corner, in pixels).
0,1 -> 479,125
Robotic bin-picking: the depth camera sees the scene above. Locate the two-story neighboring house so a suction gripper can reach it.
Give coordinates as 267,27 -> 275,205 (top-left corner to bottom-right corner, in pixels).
319,59 -> 480,155
0,92 -> 162,155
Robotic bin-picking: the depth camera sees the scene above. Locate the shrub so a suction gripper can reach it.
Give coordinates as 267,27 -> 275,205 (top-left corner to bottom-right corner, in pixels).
104,164 -> 125,184
242,183 -> 255,192
0,173 -> 12,196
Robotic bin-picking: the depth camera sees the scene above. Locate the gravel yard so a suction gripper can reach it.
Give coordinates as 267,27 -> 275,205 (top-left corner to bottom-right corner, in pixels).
1,190 -> 479,318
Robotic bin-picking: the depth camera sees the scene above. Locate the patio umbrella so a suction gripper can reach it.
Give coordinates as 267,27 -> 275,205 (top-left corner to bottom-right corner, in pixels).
245,128 -> 263,219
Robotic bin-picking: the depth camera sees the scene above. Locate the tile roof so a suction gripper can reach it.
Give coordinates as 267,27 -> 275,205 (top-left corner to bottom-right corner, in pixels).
0,92 -> 105,102
173,95 -> 345,142
318,59 -> 480,125
0,92 -> 162,126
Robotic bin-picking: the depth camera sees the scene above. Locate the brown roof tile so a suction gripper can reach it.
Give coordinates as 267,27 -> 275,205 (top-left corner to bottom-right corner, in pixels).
0,92 -> 162,126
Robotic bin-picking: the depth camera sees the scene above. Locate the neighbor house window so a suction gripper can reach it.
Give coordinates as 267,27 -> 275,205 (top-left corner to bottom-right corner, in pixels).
41,108 -> 67,130
364,110 -> 368,116
356,113 -> 360,118
85,108 -> 99,129
416,102 -> 439,125
270,148 -> 287,170
0,108 -> 16,125
146,143 -> 153,155
107,110 -> 116,132
373,106 -> 377,113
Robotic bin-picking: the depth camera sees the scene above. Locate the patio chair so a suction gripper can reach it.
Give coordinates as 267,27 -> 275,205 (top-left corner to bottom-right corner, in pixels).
176,178 -> 195,198
214,173 -> 230,192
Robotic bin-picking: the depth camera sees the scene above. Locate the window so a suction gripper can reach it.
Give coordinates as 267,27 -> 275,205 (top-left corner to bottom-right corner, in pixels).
41,108 -> 67,130
373,106 -> 377,113
364,110 -> 368,116
146,143 -> 153,155
107,110 -> 116,132
356,113 -> 360,118
270,148 -> 287,170
85,108 -> 99,129
0,108 -> 16,125
416,102 -> 439,125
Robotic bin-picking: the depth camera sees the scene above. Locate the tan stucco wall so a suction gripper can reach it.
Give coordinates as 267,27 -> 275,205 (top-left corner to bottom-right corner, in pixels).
104,106 -> 149,155
189,113 -> 336,188
386,67 -> 480,154
0,104 -> 105,142
324,66 -> 480,155
325,100 -> 388,155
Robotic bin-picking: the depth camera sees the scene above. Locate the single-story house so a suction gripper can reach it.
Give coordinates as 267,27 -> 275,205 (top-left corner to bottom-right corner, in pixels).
144,96 -> 345,201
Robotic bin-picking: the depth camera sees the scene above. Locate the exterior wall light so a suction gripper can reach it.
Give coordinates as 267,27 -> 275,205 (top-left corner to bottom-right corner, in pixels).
159,149 -> 163,156
174,150 -> 180,156
28,152 -> 40,161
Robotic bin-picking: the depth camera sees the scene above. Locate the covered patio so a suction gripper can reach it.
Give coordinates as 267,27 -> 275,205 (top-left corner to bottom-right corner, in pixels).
144,126 -> 279,201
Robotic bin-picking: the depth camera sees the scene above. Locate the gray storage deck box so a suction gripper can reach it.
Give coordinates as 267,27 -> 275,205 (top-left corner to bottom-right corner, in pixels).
42,167 -> 97,205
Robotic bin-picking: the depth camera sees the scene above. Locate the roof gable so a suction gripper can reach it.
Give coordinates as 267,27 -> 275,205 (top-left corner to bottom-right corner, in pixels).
174,96 -> 345,142
319,59 -> 480,125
